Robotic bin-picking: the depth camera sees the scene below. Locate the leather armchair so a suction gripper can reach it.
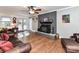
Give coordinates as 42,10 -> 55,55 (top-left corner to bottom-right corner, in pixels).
61,33 -> 79,53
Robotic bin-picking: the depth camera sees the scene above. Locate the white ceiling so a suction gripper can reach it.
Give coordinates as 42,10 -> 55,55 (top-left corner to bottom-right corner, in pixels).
39,6 -> 69,14
0,6 -> 69,17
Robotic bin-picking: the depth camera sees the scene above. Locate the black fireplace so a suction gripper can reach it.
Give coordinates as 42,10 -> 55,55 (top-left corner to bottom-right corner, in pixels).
38,22 -> 52,33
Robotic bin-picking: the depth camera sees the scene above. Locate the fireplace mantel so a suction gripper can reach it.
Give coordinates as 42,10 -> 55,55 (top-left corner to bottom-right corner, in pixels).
40,22 -> 52,24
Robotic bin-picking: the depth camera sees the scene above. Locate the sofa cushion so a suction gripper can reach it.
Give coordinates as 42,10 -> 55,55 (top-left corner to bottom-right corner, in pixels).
67,45 -> 79,50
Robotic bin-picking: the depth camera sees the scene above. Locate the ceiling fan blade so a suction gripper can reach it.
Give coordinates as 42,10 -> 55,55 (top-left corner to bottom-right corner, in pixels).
28,6 -> 41,14
35,9 -> 41,11
35,11 -> 39,14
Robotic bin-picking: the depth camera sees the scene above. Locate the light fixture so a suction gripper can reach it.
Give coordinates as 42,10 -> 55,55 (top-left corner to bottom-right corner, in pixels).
28,6 -> 41,14
29,9 -> 35,14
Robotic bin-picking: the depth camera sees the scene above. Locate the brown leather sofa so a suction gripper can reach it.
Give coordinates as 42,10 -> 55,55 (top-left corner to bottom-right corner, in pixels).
0,28 -> 31,53
0,37 -> 31,53
61,33 -> 79,53
0,42 -> 31,53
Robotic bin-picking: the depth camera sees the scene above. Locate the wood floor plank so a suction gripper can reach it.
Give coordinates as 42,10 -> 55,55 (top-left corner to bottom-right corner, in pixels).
27,32 -> 65,53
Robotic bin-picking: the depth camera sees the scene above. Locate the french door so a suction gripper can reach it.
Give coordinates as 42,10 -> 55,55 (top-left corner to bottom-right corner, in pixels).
17,18 -> 29,39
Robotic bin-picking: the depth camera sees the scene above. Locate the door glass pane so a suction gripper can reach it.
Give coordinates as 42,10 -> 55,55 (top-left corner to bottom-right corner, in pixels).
17,19 -> 24,39
18,32 -> 24,39
17,19 -> 23,30
23,19 -> 27,30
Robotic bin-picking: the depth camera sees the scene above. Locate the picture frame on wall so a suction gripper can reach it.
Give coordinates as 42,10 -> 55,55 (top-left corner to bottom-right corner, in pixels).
62,14 -> 70,23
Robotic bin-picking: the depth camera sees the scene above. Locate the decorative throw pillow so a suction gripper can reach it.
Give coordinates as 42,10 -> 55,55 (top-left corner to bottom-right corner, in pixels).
0,41 -> 13,52
1,33 -> 9,41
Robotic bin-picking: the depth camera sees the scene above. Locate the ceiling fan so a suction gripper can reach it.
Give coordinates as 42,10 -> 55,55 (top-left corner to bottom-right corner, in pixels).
28,6 -> 42,14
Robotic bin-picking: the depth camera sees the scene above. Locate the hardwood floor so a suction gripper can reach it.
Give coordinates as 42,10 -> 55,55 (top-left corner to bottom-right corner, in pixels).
27,32 -> 65,53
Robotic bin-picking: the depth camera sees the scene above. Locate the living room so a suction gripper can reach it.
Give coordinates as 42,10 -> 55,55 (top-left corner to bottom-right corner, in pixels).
0,6 -> 79,53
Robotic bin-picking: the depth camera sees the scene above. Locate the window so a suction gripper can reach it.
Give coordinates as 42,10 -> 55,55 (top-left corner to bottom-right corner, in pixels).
0,17 -> 11,28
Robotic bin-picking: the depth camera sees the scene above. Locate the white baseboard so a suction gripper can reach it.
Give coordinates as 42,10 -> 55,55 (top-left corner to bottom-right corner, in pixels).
36,31 -> 56,37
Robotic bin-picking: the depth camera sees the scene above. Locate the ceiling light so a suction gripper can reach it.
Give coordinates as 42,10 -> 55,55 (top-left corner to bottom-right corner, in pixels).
29,10 -> 35,14
33,7 -> 37,10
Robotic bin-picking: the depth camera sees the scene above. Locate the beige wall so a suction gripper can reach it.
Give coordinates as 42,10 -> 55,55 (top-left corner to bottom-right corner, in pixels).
57,6 -> 79,38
